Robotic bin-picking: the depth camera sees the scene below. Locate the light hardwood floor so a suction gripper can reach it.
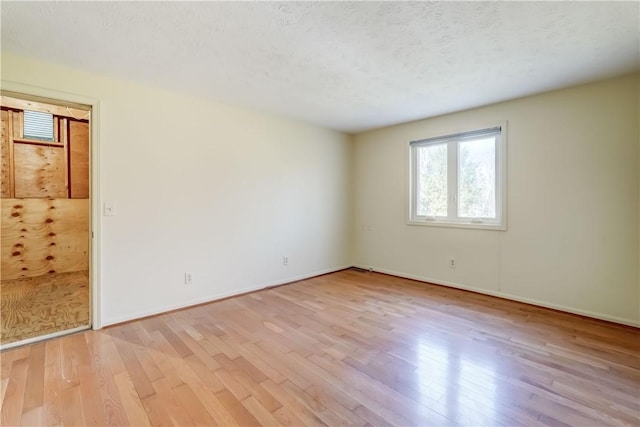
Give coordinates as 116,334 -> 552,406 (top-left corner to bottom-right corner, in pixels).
1,269 -> 639,426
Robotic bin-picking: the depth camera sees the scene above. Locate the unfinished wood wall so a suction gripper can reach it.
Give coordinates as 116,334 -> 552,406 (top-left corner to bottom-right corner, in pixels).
69,120 -> 89,198
0,109 -> 11,198
14,143 -> 67,198
1,199 -> 89,280
1,96 -> 90,280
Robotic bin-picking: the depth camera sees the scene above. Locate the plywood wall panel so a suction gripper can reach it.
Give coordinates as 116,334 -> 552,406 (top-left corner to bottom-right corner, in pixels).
1,198 -> 89,280
1,109 -> 12,198
12,110 -> 22,139
1,96 -> 89,121
69,120 -> 89,199
13,144 -> 67,198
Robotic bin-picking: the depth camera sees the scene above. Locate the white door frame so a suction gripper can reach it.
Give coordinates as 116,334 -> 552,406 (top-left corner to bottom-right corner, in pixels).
1,81 -> 102,330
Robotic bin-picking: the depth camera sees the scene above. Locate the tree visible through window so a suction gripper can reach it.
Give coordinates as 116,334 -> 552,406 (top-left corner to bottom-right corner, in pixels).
417,143 -> 447,217
458,137 -> 496,218
409,125 -> 506,229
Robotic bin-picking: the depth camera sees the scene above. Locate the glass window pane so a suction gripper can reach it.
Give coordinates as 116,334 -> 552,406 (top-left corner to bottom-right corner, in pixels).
458,137 -> 496,218
416,144 -> 447,217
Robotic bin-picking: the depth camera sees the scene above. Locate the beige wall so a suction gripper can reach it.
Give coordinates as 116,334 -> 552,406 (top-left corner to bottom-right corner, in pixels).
1,53 -> 353,326
353,74 -> 639,325
3,52 -> 638,327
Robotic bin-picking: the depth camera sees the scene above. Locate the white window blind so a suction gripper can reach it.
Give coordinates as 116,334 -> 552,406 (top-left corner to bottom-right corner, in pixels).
410,126 -> 502,147
23,110 -> 54,141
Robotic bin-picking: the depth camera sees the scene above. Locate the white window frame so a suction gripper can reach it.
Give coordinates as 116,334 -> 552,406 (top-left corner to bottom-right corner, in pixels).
408,122 -> 507,230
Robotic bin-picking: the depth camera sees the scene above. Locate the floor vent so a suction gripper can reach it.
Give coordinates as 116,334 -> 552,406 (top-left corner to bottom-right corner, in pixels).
350,267 -> 370,273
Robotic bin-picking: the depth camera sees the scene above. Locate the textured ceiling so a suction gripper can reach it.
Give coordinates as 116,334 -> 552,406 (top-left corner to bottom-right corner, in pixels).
2,1 -> 639,133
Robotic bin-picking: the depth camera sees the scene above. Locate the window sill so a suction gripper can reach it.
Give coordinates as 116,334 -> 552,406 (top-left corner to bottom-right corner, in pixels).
407,219 -> 506,231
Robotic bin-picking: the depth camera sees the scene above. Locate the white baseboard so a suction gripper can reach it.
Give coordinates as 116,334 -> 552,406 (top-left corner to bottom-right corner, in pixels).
353,264 -> 640,328
100,264 -> 351,328
99,263 -> 639,329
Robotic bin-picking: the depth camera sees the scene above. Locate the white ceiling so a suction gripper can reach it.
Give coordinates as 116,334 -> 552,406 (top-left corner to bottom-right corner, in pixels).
2,1 -> 639,133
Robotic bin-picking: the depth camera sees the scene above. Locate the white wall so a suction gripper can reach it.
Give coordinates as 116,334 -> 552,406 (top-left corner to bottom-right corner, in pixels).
1,53 -> 353,326
3,52 -> 637,327
353,74 -> 640,325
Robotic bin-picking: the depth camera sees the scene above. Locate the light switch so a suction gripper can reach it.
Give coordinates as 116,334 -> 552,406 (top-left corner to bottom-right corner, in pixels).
104,202 -> 117,216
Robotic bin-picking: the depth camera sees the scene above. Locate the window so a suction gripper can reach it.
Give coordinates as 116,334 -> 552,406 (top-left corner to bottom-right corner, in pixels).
23,110 -> 54,141
409,124 -> 506,230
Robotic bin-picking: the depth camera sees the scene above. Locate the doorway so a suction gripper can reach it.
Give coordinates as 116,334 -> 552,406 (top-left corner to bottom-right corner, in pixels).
1,93 -> 91,346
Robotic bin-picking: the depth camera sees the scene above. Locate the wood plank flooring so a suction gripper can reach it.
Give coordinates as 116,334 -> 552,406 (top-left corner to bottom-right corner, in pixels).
1,269 -> 639,426
1,270 -> 90,344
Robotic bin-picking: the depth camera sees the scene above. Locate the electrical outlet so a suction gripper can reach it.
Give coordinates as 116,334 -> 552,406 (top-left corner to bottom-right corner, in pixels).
449,258 -> 456,269
185,272 -> 193,285
283,256 -> 289,266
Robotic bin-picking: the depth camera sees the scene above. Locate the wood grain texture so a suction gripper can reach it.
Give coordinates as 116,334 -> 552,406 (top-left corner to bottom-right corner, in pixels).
0,271 -> 89,344
0,96 -> 89,121
13,143 -> 66,199
0,109 -> 12,198
11,139 -> 63,148
68,120 -> 89,199
11,110 -> 22,140
61,118 -> 69,199
1,198 -> 89,280
1,269 -> 638,426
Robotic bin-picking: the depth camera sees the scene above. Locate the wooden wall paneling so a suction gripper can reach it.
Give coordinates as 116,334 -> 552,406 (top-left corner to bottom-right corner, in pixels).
1,109 -> 13,197
12,139 -> 63,148
1,96 -> 89,121
13,143 -> 67,199
60,118 -> 69,197
12,109 -> 22,139
8,110 -> 21,198
9,111 -> 17,196
69,120 -> 89,199
1,198 -> 89,280
53,116 -> 59,143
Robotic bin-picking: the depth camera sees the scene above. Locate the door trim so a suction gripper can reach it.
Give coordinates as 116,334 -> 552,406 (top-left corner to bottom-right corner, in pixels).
1,81 -> 103,330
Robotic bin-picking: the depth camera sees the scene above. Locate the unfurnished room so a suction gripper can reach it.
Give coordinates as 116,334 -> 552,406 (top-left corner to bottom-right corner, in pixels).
0,1 -> 638,426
